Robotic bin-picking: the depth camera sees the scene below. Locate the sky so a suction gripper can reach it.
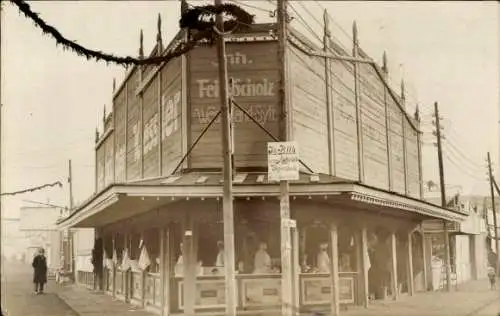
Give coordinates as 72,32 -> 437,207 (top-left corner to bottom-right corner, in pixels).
1,1 -> 499,221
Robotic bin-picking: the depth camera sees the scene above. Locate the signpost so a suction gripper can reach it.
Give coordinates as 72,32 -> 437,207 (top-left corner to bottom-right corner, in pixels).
268,141 -> 299,316
267,141 -> 300,182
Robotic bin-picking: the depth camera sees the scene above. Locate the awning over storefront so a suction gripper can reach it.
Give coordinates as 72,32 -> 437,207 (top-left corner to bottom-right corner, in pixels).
57,172 -> 468,230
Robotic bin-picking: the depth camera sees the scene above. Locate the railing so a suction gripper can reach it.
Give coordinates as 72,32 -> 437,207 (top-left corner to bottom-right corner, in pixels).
104,267 -> 113,293
173,272 -> 358,313
131,271 -> 142,301
145,273 -> 161,308
115,270 -> 124,296
77,270 -> 95,289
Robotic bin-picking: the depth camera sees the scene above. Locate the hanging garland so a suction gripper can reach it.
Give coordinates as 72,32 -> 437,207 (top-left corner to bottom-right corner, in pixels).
10,0 -> 254,66
1,181 -> 62,196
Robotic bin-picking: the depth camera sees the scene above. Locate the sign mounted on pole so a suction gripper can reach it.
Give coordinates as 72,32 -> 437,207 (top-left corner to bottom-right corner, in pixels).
267,141 -> 299,182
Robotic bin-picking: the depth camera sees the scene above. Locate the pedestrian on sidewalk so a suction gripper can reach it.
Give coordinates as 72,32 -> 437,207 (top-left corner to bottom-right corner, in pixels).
32,247 -> 48,294
487,265 -> 497,290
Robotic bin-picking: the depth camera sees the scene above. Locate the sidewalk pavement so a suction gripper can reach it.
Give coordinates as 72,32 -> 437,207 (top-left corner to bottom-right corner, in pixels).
342,278 -> 500,316
2,260 -> 78,316
55,277 -> 499,316
56,284 -> 157,316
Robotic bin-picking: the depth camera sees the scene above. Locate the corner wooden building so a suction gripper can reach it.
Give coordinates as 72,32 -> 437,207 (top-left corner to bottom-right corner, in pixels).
59,15 -> 467,316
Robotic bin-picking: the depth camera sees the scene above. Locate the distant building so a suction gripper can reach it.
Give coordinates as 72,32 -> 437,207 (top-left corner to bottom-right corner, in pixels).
19,206 -> 64,271
423,195 -> 491,289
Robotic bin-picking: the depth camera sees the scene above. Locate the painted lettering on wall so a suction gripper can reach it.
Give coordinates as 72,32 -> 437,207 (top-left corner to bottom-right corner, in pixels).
193,104 -> 277,125
161,91 -> 181,140
131,123 -> 141,162
197,78 -> 275,98
115,144 -> 126,180
209,52 -> 253,67
143,113 -> 159,155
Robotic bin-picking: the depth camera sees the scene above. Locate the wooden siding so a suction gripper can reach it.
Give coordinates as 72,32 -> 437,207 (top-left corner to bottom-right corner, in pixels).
104,135 -> 114,187
114,85 -> 127,183
405,120 -> 420,198
161,57 -> 183,176
289,46 -> 329,174
387,95 -> 405,194
330,59 -> 359,181
126,69 -> 141,180
358,64 -> 389,189
142,75 -> 160,178
189,41 -> 279,168
96,144 -> 105,191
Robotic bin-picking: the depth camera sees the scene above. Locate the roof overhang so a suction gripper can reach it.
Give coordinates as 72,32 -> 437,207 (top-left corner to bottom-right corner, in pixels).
58,181 -> 467,230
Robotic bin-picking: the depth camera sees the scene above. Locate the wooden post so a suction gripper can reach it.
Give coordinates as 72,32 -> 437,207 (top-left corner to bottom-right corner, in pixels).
421,230 -> 428,291
352,21 -> 364,182
487,152 -> 500,273
329,223 -> 340,316
360,226 -> 369,307
382,51 -> 393,191
292,226 -> 300,311
277,0 -> 294,314
124,81 -> 129,181
407,232 -> 414,296
139,30 -> 145,179
112,236 -> 117,298
389,232 -> 398,300
424,235 -> 433,290
401,81 -> 409,195
183,219 -> 196,316
415,106 -> 424,199
159,227 -> 167,316
434,101 -> 452,291
158,58 -> 163,177
323,10 -> 335,176
214,0 -> 237,315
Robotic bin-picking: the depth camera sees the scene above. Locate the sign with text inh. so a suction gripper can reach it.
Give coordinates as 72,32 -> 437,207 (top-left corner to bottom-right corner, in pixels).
267,141 -> 300,182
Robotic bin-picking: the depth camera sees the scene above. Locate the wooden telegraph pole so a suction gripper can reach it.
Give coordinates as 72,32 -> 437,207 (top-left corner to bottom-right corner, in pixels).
276,0 -> 294,315
68,159 -> 75,280
433,102 -> 452,292
487,152 -> 499,272
214,1 -> 237,315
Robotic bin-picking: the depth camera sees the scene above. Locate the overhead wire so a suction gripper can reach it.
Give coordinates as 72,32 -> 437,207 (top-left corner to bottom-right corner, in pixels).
444,138 -> 484,170
444,152 -> 485,182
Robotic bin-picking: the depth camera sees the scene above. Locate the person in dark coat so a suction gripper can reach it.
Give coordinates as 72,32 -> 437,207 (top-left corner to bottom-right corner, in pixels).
91,238 -> 103,291
32,248 -> 48,294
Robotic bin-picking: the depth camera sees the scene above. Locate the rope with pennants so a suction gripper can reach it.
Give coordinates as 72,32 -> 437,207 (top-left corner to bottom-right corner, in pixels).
0,181 -> 62,196
9,0 -> 254,66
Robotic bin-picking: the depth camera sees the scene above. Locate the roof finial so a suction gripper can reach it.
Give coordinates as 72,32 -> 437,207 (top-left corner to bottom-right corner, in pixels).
103,105 -> 107,125
382,51 -> 388,74
401,79 -> 406,103
156,13 -> 163,51
139,29 -> 144,58
95,127 -> 100,143
323,9 -> 331,38
180,0 -> 189,15
352,21 -> 358,45
112,78 -> 116,93
414,104 -> 420,122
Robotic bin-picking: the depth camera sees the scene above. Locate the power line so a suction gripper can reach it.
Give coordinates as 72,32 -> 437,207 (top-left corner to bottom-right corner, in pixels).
0,181 -> 62,196
444,138 -> 484,170
444,153 -> 485,182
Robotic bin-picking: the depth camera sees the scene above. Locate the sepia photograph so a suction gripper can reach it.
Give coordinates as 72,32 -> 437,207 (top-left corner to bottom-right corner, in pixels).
0,1 -> 499,315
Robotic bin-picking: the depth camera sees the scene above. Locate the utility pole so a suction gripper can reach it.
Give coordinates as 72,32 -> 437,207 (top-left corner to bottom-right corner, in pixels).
214,1 -> 236,315
68,159 -> 75,280
487,152 -> 499,273
433,101 -> 452,292
68,159 -> 74,211
277,0 -> 294,315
